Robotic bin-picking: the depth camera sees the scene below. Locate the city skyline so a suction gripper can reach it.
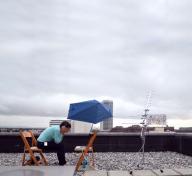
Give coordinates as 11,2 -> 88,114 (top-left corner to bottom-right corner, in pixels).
0,114 -> 192,129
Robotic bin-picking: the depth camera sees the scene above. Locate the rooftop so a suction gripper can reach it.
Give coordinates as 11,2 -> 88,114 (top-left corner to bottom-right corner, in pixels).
1,152 -> 192,175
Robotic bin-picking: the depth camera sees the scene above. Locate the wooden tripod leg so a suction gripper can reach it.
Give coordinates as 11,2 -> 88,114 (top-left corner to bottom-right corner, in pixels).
22,152 -> 26,166
40,152 -> 48,165
75,132 -> 97,171
75,152 -> 85,171
91,149 -> 95,167
29,151 -> 39,166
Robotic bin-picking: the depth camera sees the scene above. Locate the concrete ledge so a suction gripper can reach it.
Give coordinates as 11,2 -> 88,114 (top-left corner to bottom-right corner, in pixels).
152,169 -> 181,176
0,166 -> 76,176
84,168 -> 192,176
174,168 -> 192,176
133,170 -> 157,176
84,170 -> 107,176
108,171 -> 132,176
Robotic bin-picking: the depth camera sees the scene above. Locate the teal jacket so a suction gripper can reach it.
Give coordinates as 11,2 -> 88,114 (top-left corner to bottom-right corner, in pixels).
37,126 -> 63,144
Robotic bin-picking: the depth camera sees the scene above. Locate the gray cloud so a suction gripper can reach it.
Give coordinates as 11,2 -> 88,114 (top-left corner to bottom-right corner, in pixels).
0,0 -> 192,124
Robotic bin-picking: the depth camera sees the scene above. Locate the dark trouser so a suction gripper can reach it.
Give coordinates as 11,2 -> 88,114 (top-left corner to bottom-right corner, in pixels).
37,141 -> 66,165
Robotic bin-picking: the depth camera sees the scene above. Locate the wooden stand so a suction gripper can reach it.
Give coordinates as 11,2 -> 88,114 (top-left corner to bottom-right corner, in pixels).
20,130 -> 48,166
75,131 -> 97,171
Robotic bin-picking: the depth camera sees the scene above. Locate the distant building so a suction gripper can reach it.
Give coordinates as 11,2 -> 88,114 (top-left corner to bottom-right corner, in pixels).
176,127 -> 192,133
70,121 -> 92,133
110,125 -> 174,133
147,114 -> 167,127
0,127 -> 45,134
111,125 -> 141,133
100,100 -> 113,131
49,120 -> 64,127
146,114 -> 167,132
49,119 -> 92,133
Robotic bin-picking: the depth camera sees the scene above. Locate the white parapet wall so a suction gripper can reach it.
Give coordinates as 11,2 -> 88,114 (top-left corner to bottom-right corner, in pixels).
70,120 -> 92,133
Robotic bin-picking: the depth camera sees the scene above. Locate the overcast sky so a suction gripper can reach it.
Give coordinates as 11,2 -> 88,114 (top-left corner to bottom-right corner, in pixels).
0,0 -> 192,127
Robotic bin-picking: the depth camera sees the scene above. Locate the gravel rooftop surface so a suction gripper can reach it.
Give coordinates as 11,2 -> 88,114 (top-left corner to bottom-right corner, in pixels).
1,152 -> 192,171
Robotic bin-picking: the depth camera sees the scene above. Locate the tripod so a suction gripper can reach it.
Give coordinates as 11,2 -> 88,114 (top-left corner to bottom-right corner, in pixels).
135,109 -> 164,174
136,109 -> 152,168
128,109 -> 154,174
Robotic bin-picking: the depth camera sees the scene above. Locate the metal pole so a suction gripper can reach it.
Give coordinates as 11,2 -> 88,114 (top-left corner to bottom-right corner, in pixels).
137,109 -> 149,167
89,123 -> 93,134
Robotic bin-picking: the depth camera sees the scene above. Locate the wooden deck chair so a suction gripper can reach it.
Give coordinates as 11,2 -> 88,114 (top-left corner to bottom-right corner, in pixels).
75,131 -> 97,171
20,130 -> 48,166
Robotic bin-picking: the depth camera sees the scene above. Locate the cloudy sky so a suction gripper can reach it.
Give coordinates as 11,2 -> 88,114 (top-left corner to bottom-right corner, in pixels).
0,0 -> 192,128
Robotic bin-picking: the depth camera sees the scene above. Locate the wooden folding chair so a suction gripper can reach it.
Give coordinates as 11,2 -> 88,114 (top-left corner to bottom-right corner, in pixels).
75,131 -> 97,171
20,130 -> 48,166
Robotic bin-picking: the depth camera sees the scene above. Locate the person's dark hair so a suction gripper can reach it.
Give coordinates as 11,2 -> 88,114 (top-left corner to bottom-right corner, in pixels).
60,121 -> 71,129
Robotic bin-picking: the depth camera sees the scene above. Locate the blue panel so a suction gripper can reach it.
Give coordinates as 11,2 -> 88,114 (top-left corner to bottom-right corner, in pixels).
67,100 -> 112,124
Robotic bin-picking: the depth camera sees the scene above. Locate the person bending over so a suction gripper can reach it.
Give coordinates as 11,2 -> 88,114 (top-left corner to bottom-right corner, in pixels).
37,121 -> 71,165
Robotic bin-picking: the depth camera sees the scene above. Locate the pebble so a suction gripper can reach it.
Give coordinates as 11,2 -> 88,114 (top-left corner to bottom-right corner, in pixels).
0,152 -> 192,171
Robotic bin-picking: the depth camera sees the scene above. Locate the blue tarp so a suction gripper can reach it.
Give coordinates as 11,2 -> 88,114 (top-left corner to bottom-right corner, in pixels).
67,100 -> 112,124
